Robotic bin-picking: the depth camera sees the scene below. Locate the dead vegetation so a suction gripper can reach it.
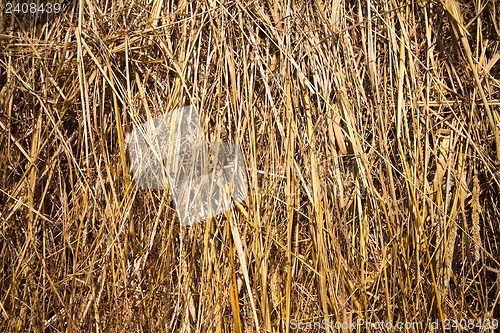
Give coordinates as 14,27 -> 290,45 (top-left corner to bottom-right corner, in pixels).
1,0 -> 500,331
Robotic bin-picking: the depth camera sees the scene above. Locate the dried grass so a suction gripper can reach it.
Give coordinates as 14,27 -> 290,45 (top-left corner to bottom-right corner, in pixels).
1,0 -> 500,331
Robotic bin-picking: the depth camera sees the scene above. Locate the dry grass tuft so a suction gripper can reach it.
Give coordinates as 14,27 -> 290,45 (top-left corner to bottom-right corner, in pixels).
1,0 -> 500,331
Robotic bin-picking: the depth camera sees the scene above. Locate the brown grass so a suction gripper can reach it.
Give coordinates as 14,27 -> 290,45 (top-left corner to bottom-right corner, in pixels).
1,0 -> 500,331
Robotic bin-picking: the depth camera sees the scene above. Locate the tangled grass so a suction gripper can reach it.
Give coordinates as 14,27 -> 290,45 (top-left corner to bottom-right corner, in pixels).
1,0 -> 500,331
